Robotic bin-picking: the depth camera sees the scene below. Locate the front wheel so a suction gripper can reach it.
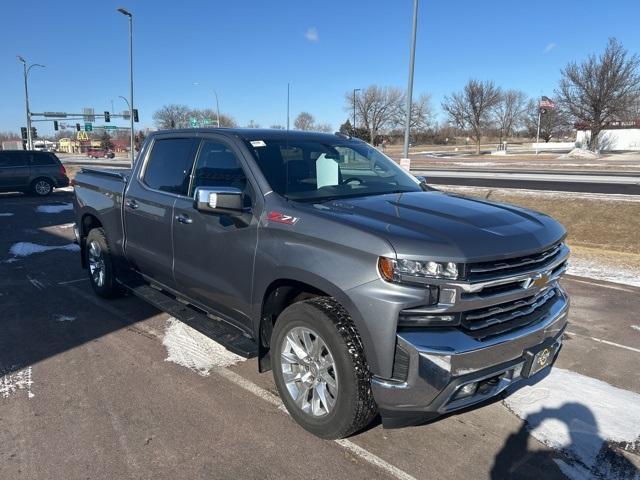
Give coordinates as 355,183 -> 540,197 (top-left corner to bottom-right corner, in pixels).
31,178 -> 53,196
271,297 -> 377,439
85,228 -> 122,298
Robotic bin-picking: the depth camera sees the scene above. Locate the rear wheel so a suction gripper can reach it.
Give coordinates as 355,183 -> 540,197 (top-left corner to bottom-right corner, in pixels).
85,228 -> 122,298
271,297 -> 377,439
31,178 -> 53,196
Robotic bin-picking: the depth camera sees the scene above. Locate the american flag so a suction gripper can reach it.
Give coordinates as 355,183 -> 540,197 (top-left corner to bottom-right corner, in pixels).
539,96 -> 556,109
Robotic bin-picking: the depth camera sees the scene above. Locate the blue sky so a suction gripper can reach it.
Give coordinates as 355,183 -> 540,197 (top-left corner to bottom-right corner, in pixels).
1,0 -> 638,136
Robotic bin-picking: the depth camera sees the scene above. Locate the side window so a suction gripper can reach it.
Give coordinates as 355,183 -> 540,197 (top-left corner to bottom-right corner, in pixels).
31,153 -> 56,166
190,140 -> 247,195
0,153 -> 25,167
143,138 -> 196,195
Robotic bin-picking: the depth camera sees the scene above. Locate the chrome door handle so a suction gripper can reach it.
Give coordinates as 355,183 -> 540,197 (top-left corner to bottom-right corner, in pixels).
175,214 -> 193,224
125,199 -> 138,209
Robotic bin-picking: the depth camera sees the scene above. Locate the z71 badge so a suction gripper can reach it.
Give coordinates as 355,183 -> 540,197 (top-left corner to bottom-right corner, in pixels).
267,211 -> 299,225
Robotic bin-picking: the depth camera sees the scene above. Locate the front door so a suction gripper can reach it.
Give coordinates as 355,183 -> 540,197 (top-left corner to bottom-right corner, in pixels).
172,137 -> 260,329
123,135 -> 199,289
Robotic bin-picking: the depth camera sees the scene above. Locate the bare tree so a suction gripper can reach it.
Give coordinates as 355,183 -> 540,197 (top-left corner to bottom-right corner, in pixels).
442,79 -> 502,154
346,85 -> 404,144
246,120 -> 261,128
0,131 -> 20,143
152,104 -> 191,129
493,90 -> 527,143
523,99 -> 569,142
557,38 -> 640,151
294,112 -> 315,131
269,124 -> 284,130
315,123 -> 333,133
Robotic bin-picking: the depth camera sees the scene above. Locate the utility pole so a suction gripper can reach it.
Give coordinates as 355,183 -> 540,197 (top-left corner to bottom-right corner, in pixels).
286,83 -> 290,131
118,8 -> 135,163
352,88 -> 361,132
17,56 -> 45,150
402,0 -> 419,160
535,107 -> 542,155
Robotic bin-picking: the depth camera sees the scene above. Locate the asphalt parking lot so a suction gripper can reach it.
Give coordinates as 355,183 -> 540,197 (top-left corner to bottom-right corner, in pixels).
1,189 -> 639,480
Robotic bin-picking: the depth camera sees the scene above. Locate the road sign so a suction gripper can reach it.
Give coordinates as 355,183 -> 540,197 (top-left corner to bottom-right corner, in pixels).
44,112 -> 67,118
203,118 -> 211,125
84,123 -> 93,132
104,125 -> 117,130
190,118 -> 198,128
83,107 -> 95,123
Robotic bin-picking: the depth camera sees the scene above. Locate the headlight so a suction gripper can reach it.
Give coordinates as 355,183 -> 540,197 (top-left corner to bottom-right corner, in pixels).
378,257 -> 459,282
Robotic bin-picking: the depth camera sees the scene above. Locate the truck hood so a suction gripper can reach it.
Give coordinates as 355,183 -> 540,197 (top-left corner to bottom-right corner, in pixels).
306,191 -> 566,262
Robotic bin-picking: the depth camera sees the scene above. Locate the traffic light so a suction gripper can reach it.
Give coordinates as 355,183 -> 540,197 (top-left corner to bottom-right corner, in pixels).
104,111 -> 111,122
133,108 -> 139,122
76,123 -> 81,132
31,127 -> 37,139
53,120 -> 59,131
21,127 -> 27,140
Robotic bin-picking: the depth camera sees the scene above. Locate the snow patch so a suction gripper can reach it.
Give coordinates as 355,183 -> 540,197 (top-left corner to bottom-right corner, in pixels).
9,242 -> 79,257
36,203 -> 73,213
55,315 -> 76,322
568,257 -> 640,288
631,325 -> 640,332
55,223 -> 75,229
504,368 -> 640,479
560,148 -> 600,159
0,367 -> 34,399
56,186 -> 74,192
162,317 -> 246,375
0,213 -> 14,217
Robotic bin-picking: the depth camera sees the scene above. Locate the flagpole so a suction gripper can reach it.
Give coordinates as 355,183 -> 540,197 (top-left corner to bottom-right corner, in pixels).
535,108 -> 541,155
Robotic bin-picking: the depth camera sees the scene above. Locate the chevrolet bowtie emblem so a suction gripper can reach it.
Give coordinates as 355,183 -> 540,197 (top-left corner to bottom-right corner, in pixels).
524,272 -> 551,289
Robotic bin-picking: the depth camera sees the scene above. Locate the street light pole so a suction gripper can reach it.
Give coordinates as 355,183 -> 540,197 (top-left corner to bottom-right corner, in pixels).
212,90 -> 220,127
352,88 -> 361,132
402,0 -> 419,160
117,8 -> 135,163
17,56 -> 45,150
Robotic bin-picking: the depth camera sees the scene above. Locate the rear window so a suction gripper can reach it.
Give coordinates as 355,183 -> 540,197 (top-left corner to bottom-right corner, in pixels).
142,138 -> 197,195
31,153 -> 57,166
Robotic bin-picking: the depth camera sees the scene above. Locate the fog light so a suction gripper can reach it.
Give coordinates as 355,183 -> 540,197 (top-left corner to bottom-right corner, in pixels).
454,382 -> 478,400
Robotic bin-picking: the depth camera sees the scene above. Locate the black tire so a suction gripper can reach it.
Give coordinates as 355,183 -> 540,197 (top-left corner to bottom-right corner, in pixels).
85,228 -> 122,298
271,297 -> 377,439
31,177 -> 54,196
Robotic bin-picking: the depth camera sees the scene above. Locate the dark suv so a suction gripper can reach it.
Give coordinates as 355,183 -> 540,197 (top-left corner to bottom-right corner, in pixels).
0,150 -> 69,196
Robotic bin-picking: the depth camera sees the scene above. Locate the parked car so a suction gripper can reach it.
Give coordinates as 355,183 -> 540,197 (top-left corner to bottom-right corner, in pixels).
0,150 -> 69,196
87,149 -> 115,159
73,129 -> 569,439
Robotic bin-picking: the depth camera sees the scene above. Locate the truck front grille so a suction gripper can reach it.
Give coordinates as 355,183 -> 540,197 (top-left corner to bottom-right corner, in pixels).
467,243 -> 564,281
461,287 -> 558,340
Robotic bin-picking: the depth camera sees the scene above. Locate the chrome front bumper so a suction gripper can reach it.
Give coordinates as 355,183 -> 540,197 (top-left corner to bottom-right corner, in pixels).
372,286 -> 569,427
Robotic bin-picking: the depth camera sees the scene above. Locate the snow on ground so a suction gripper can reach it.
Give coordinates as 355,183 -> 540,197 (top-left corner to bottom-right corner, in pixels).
36,203 -> 73,213
56,186 -> 74,192
631,325 -> 640,332
504,368 -> 640,480
162,317 -> 246,375
55,315 -> 76,322
439,185 -> 640,203
9,242 -> 79,257
0,213 -> 14,217
0,367 -> 34,399
560,148 -> 601,160
568,257 -> 640,288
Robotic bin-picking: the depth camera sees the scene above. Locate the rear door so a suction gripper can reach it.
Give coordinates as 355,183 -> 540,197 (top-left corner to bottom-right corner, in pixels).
30,152 -> 58,183
0,152 -> 30,188
123,134 -> 198,289
172,136 -> 260,327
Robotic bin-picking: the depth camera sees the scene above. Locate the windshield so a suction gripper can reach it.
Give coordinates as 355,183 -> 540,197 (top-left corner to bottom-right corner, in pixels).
246,138 -> 421,202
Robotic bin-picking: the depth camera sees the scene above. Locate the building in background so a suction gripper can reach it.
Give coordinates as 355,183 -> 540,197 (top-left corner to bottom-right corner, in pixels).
576,120 -> 640,151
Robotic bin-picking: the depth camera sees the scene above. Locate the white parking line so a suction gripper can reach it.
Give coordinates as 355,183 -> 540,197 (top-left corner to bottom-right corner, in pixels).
64,284 -> 418,480
566,331 -> 640,354
57,278 -> 87,285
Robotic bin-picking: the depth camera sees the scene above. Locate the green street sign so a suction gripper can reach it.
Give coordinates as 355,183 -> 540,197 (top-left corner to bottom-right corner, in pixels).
203,118 -> 211,125
190,118 -> 198,128
84,123 -> 93,132
104,125 -> 117,130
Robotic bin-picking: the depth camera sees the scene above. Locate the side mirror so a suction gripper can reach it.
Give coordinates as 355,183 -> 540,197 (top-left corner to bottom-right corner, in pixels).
415,175 -> 430,191
194,187 -> 243,214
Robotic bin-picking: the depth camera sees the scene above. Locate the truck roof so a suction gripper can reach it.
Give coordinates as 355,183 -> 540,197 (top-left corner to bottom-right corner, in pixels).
148,128 -> 358,143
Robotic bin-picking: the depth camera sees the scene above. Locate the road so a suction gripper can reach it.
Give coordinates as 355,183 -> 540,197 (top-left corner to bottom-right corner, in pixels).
1,190 -> 638,479
414,168 -> 640,195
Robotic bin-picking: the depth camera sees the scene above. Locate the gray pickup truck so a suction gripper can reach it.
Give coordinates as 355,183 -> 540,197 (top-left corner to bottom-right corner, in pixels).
73,128 -> 569,439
